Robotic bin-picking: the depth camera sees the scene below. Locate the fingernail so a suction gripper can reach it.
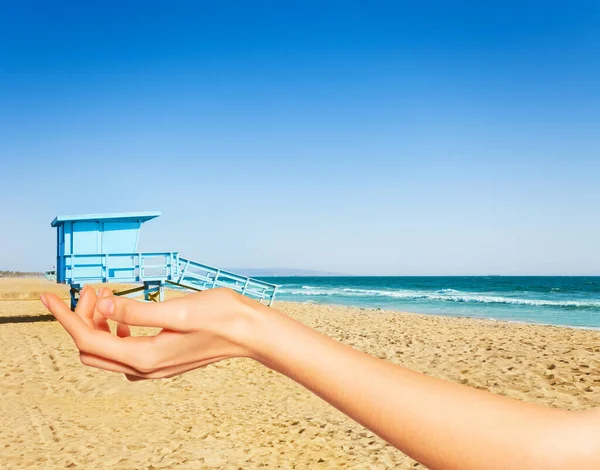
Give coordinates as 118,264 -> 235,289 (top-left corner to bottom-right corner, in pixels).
97,298 -> 115,316
97,287 -> 104,297
40,295 -> 49,308
80,286 -> 87,300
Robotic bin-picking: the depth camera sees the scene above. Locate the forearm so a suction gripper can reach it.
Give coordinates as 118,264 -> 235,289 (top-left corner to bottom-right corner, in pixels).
240,301 -> 588,470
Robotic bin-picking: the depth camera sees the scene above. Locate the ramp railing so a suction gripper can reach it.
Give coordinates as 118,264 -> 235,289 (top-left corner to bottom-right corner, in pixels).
176,257 -> 278,305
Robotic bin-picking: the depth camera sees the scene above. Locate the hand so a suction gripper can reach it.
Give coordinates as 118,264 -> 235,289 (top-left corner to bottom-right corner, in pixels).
41,287 -> 259,380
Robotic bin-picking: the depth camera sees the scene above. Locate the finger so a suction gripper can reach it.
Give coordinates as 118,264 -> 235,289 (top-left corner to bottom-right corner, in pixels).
42,292 -> 90,341
94,289 -> 130,337
80,332 -> 157,369
95,289 -> 131,338
80,352 -> 212,379
74,285 -> 97,328
93,288 -> 112,333
97,295 -> 188,330
110,290 -> 131,338
116,322 -> 131,338
42,292 -> 158,368
79,352 -> 144,375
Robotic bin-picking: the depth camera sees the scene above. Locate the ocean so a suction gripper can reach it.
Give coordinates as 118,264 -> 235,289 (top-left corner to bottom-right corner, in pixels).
259,276 -> 600,329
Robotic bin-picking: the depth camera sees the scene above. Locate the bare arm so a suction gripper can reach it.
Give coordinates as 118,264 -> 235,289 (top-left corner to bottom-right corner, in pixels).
41,287 -> 600,470
246,303 -> 600,469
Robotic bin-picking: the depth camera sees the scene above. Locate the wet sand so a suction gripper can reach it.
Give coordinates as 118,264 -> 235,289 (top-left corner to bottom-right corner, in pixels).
1,278 -> 599,469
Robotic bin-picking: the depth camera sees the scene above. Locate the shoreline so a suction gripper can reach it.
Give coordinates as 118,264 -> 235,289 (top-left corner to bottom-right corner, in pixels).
275,299 -> 600,332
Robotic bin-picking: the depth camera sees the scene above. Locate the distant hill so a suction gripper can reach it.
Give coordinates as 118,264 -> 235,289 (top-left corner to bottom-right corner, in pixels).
227,268 -> 343,277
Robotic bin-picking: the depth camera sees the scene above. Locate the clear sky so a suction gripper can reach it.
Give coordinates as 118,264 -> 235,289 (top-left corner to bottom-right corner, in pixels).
1,1 -> 599,275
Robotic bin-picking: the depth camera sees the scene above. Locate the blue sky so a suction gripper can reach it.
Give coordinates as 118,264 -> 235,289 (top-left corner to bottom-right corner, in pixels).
1,1 -> 599,275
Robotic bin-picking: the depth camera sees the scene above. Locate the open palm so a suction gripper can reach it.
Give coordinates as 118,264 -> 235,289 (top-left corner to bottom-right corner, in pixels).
41,286 -> 254,380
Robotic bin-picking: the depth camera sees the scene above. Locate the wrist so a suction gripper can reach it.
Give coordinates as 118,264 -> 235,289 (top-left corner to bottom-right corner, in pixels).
225,294 -> 279,361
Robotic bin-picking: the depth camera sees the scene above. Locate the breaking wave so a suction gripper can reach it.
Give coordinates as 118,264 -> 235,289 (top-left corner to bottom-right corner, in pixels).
278,286 -> 600,309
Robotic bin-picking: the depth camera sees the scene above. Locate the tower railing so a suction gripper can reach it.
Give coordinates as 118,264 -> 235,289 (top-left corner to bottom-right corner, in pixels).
61,251 -> 179,285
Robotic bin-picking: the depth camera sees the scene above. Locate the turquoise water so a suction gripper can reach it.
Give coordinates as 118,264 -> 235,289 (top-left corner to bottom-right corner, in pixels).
259,276 -> 600,329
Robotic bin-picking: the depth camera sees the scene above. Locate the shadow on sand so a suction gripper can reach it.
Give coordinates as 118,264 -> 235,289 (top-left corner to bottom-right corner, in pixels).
0,314 -> 56,325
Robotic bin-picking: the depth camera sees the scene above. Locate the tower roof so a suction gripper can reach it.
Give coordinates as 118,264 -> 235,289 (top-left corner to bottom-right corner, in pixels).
51,211 -> 161,227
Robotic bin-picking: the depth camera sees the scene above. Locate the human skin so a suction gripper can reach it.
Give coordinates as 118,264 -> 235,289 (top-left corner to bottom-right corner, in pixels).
41,286 -> 600,470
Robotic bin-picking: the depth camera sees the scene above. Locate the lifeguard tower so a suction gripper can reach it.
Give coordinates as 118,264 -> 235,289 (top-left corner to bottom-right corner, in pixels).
51,212 -> 278,309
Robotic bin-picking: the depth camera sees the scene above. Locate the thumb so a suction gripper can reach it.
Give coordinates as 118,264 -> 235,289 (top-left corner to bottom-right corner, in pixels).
96,296 -> 188,331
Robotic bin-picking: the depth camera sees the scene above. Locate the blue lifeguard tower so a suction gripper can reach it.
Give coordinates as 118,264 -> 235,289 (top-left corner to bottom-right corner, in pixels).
51,212 -> 278,309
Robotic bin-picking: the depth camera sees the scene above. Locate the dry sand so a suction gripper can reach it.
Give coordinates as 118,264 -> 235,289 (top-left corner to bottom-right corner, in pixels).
1,278 -> 599,469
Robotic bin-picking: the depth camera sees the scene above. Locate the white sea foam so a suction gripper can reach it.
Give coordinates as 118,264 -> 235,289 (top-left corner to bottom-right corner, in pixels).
277,286 -> 600,309
436,288 -> 460,294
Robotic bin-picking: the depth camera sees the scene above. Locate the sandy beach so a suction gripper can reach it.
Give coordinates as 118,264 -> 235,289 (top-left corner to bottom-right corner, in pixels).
1,278 -> 599,469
